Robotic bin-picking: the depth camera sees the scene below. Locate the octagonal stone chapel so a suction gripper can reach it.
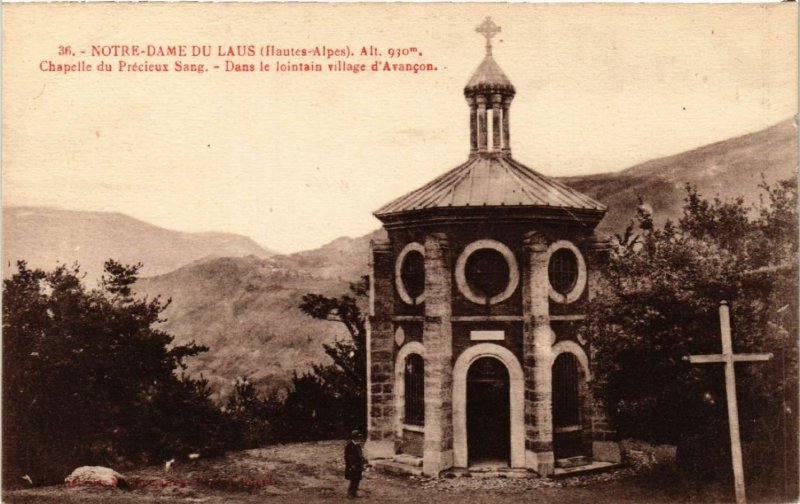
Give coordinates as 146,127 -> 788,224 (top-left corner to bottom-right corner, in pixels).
366,18 -> 621,477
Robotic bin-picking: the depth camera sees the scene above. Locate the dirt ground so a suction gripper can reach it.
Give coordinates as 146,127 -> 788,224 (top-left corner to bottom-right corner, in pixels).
2,440 -> 787,504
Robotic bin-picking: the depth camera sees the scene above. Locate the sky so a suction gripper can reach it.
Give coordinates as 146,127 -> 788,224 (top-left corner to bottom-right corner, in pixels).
3,3 -> 797,253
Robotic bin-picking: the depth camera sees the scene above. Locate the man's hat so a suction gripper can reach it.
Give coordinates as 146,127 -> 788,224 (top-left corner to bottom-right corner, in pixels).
351,430 -> 361,438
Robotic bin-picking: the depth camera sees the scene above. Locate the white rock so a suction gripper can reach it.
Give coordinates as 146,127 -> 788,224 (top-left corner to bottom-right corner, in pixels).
64,466 -> 127,488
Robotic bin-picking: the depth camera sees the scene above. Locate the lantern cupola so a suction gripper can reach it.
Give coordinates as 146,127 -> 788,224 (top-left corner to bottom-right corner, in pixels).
464,17 -> 516,156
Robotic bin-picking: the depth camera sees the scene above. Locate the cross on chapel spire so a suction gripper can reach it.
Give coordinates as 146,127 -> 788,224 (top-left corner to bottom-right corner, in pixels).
476,17 -> 501,56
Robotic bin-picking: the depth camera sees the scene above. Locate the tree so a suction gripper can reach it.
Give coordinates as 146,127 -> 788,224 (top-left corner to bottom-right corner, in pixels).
299,277 -> 367,390
223,377 -> 280,449
583,179 -> 798,493
2,260 -> 230,487
281,277 -> 368,440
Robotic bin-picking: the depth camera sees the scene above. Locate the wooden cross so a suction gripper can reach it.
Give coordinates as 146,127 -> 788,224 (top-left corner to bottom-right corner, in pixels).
476,17 -> 501,56
685,301 -> 772,504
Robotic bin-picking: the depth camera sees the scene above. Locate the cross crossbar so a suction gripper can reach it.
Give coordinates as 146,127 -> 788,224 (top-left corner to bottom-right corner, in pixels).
687,353 -> 773,364
476,17 -> 501,56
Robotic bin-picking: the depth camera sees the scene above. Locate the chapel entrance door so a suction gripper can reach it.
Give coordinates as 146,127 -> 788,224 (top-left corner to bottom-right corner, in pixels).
552,352 -> 585,461
467,357 -> 510,466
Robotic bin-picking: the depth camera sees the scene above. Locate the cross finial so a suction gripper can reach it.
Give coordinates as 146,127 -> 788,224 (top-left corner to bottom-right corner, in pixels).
476,17 -> 501,56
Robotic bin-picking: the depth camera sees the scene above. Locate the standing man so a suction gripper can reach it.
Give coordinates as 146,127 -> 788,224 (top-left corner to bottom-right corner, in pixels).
344,430 -> 366,498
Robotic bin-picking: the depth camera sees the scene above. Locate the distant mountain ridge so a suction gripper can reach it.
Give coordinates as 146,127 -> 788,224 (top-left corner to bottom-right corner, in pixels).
560,118 -> 797,233
3,207 -> 275,281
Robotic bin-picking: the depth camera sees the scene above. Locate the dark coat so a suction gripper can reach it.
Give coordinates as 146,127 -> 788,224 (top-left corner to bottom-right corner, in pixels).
344,440 -> 365,480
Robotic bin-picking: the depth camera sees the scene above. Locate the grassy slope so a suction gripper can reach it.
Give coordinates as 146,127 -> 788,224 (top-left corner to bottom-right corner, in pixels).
559,118 -> 797,234
134,256 -> 353,401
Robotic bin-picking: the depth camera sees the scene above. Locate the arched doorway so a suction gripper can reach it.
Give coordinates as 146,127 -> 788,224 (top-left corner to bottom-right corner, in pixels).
452,343 -> 525,468
552,352 -> 586,460
467,357 -> 510,465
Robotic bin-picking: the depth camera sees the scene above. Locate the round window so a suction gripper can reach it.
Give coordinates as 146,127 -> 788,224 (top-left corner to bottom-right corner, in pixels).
465,248 -> 510,299
548,248 -> 579,295
400,250 -> 425,299
395,242 -> 426,305
546,240 -> 587,304
455,239 -> 519,305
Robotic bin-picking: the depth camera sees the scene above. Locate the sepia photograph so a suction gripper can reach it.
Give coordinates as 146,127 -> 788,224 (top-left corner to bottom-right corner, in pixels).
2,3 -> 798,503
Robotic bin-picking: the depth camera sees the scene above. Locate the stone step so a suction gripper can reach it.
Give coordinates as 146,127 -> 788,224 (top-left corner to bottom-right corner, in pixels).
440,466 -> 531,479
468,465 -> 523,473
555,455 -> 592,469
393,454 -> 423,467
371,459 -> 423,477
551,461 -> 620,478
468,468 -> 530,479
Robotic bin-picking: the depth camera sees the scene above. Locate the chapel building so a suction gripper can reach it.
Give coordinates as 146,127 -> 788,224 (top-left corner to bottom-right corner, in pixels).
366,18 -> 621,477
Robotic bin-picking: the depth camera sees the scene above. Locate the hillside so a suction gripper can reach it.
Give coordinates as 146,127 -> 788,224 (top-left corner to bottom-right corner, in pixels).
134,256 -> 353,401
271,229 -> 387,281
4,119 -> 795,400
3,207 -> 275,282
560,118 -> 797,233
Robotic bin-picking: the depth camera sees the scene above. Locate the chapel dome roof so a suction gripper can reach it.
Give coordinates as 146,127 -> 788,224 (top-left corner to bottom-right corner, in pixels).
464,54 -> 515,97
374,155 -> 606,217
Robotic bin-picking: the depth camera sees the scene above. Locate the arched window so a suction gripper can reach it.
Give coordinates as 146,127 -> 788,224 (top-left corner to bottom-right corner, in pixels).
553,352 -> 581,428
404,354 -> 424,426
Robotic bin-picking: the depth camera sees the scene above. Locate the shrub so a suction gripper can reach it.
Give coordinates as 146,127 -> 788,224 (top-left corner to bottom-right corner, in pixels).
583,180 -> 798,495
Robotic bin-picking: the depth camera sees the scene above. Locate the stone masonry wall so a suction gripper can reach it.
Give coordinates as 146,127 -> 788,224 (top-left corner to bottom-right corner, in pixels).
522,231 -> 555,476
586,234 -> 621,463
365,239 -> 395,459
422,232 -> 454,475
